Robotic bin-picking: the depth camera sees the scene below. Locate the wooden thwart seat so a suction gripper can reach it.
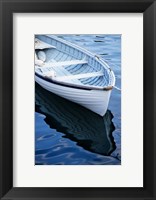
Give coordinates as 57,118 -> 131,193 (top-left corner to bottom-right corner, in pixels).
36,59 -> 88,69
55,71 -> 104,81
35,38 -> 56,50
40,65 -> 83,85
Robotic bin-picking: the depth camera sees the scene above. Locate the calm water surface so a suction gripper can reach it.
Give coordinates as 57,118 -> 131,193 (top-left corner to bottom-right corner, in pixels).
35,34 -> 121,165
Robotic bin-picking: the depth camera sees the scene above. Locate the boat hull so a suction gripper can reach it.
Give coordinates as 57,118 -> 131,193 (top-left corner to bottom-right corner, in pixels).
35,75 -> 111,116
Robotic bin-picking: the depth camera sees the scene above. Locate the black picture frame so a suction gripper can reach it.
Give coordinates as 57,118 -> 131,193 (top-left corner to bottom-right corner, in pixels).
0,0 -> 156,199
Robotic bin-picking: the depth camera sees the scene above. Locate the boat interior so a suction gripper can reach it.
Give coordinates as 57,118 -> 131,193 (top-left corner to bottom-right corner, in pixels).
35,38 -> 110,87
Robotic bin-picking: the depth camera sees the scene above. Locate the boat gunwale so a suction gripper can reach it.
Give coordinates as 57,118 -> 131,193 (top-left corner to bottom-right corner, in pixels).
35,72 -> 113,91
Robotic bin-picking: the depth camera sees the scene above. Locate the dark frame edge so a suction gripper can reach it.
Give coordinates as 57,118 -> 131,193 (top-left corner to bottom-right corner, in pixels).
154,1 -> 156,199
0,0 -> 156,200
143,2 -> 155,199
0,0 -> 2,197
0,0 -> 13,200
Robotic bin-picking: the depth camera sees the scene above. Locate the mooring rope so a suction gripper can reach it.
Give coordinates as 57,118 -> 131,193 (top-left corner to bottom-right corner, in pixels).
114,86 -> 121,91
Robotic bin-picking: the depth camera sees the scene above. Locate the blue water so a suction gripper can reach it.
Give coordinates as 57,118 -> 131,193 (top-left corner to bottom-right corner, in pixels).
35,34 -> 121,165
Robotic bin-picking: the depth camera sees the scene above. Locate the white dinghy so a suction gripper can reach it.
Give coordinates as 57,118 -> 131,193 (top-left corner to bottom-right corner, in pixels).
35,35 -> 115,116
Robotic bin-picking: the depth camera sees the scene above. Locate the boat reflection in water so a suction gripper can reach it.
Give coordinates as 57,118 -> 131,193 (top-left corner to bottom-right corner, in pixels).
35,83 -> 116,161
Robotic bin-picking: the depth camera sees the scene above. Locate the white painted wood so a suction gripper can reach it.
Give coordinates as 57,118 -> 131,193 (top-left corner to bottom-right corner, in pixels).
55,70 -> 104,81
35,75 -> 111,116
35,38 -> 56,50
41,59 -> 87,68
